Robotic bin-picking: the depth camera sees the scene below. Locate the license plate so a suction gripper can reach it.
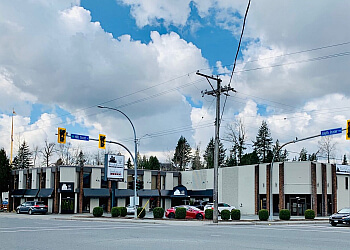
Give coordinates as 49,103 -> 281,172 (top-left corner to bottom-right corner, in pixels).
334,220 -> 338,223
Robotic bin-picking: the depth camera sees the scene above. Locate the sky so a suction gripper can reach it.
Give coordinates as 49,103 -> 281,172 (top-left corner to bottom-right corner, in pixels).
1,0 -> 350,166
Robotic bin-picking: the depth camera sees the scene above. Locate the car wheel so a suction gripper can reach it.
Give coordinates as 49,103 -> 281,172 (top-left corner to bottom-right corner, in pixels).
16,209 -> 20,214
196,214 -> 203,220
29,209 -> 33,215
168,213 -> 175,219
331,221 -> 337,227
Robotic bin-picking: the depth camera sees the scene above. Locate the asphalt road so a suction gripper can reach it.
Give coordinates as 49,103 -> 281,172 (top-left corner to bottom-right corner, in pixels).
1,214 -> 349,250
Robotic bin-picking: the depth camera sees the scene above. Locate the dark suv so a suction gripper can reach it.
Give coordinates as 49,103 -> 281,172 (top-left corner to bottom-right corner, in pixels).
16,201 -> 48,215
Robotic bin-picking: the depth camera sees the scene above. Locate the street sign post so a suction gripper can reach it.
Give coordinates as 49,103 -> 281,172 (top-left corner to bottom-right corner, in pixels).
321,128 -> 342,136
70,133 -> 89,141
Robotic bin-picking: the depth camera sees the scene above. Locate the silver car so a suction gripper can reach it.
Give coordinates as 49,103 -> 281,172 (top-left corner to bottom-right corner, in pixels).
204,202 -> 236,215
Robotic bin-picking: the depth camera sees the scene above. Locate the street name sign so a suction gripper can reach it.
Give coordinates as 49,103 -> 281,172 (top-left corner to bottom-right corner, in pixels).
70,133 -> 89,141
321,128 -> 342,136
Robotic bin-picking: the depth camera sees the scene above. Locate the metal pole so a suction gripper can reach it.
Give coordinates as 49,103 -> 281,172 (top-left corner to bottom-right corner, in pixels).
10,109 -> 15,165
97,106 -> 138,219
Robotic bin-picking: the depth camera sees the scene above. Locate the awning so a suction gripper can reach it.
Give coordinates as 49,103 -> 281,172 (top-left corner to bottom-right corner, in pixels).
24,189 -> 39,198
188,189 -> 213,197
115,189 -> 134,197
160,190 -> 172,197
83,188 -> 110,198
171,185 -> 189,198
137,189 -> 159,197
38,188 -> 54,198
11,189 -> 26,198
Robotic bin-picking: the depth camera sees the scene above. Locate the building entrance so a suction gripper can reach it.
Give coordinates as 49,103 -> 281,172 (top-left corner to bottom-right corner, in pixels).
290,197 -> 306,216
61,196 -> 74,214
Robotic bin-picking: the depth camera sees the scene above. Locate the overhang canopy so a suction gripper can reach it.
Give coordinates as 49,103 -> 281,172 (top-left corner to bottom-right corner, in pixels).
24,189 -> 39,198
11,189 -> 26,198
38,188 -> 54,198
115,189 -> 134,197
83,188 -> 110,198
137,189 -> 159,197
188,189 -> 213,197
160,190 -> 172,197
171,185 -> 188,198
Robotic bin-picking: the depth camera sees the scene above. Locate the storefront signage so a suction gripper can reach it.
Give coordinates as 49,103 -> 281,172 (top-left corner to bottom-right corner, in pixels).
105,154 -> 125,181
60,182 -> 74,192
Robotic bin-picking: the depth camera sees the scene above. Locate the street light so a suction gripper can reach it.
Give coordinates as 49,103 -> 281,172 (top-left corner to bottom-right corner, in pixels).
97,105 -> 138,219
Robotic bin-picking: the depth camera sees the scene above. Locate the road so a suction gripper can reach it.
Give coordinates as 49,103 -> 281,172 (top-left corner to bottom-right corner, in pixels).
1,214 -> 349,249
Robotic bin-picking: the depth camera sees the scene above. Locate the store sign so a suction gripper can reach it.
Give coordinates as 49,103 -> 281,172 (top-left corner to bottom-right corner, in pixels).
105,154 -> 125,180
60,182 -> 74,192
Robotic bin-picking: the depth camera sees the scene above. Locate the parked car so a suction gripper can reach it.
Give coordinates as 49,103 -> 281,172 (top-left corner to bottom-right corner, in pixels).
16,201 -> 48,215
165,205 -> 205,220
204,202 -> 236,215
329,207 -> 350,226
193,200 -> 210,210
126,204 -> 137,215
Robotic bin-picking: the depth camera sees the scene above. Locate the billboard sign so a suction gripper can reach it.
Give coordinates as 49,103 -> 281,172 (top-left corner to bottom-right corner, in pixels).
105,154 -> 125,180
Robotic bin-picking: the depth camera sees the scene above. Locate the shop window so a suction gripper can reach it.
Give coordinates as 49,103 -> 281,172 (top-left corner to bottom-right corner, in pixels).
83,173 -> 91,188
101,179 -> 108,188
346,177 -> 349,190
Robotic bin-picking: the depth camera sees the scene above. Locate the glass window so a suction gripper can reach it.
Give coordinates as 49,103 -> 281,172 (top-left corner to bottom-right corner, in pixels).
346,177 -> 349,190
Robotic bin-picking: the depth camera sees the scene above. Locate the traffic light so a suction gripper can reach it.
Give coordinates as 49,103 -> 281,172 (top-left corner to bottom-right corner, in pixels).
136,180 -> 143,190
99,134 -> 106,149
58,127 -> 66,144
347,120 -> 350,140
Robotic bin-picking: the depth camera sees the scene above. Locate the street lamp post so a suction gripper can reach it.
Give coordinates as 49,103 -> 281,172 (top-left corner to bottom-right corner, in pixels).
97,105 -> 138,219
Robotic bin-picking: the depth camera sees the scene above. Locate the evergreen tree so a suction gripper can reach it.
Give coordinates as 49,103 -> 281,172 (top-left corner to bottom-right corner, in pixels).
148,156 -> 160,170
172,136 -> 192,171
13,141 -> 33,169
308,153 -> 318,161
240,151 -> 259,165
76,150 -> 86,166
343,154 -> 348,165
127,158 -> 133,169
298,148 -> 308,161
253,121 -> 273,163
191,145 -> 203,170
203,138 -> 226,168
0,148 -> 11,194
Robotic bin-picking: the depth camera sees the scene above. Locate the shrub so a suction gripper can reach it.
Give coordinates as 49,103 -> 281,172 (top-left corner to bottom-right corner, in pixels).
137,207 -> 146,218
259,209 -> 269,221
231,209 -> 241,220
279,209 -> 290,220
221,209 -> 230,220
93,207 -> 103,217
175,207 -> 186,219
205,209 -> 213,220
305,209 -> 315,220
111,207 -> 120,217
153,207 -> 164,219
118,207 -> 127,217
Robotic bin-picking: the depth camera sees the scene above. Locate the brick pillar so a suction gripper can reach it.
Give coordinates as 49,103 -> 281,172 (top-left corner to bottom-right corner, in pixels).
79,166 -> 83,213
54,166 -> 59,214
321,163 -> 327,216
279,163 -> 285,211
255,165 -> 259,214
266,164 -> 271,213
311,162 -> 317,214
331,164 -> 337,214
157,171 -> 161,207
178,172 -> 182,185
107,180 -> 111,212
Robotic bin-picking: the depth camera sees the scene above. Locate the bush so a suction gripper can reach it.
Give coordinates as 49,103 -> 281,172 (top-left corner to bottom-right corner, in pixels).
279,209 -> 290,220
221,209 -> 230,220
118,207 -> 127,217
305,209 -> 315,220
205,209 -> 213,220
175,207 -> 186,219
153,207 -> 164,219
137,207 -> 146,218
259,209 -> 269,221
111,207 -> 120,217
93,207 -> 103,217
231,209 -> 241,220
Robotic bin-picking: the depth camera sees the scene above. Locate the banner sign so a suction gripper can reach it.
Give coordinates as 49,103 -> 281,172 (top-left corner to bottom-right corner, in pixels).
105,154 -> 125,180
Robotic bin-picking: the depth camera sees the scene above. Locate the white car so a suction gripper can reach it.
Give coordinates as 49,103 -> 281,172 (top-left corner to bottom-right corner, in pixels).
204,203 -> 236,215
126,204 -> 137,214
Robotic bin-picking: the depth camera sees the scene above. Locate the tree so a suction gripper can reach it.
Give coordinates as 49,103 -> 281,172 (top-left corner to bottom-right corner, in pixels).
172,136 -> 192,171
148,156 -> 160,170
13,141 -> 33,169
226,120 -> 246,165
343,155 -> 348,165
76,150 -> 86,166
32,145 -> 39,168
253,121 -> 273,163
191,145 -> 203,170
299,148 -> 308,161
126,158 -> 133,169
0,148 -> 11,195
240,151 -> 259,165
40,140 -> 55,167
308,152 -> 318,161
318,136 -> 337,163
203,137 -> 226,168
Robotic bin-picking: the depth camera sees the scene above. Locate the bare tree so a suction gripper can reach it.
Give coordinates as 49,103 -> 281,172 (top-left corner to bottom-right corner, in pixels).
57,142 -> 74,165
225,119 -> 246,165
318,136 -> 337,163
40,140 -> 55,167
32,145 -> 39,168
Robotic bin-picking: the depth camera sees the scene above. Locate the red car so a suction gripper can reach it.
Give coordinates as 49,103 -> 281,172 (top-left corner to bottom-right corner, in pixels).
165,205 -> 205,220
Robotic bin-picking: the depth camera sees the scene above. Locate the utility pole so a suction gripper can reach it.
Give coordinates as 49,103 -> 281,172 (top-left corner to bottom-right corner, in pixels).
197,71 -> 235,223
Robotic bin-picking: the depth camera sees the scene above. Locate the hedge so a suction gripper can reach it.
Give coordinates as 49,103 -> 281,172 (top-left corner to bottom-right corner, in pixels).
279,209 -> 290,220
137,207 -> 146,218
259,209 -> 269,221
305,209 -> 315,220
93,207 -> 103,217
205,209 -> 213,220
231,209 -> 241,220
119,207 -> 127,217
221,209 -> 230,220
175,207 -> 186,219
111,207 -> 120,217
153,207 -> 164,219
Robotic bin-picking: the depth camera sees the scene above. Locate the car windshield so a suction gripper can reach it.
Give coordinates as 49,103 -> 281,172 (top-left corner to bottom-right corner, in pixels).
338,208 -> 350,214
35,202 -> 45,205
